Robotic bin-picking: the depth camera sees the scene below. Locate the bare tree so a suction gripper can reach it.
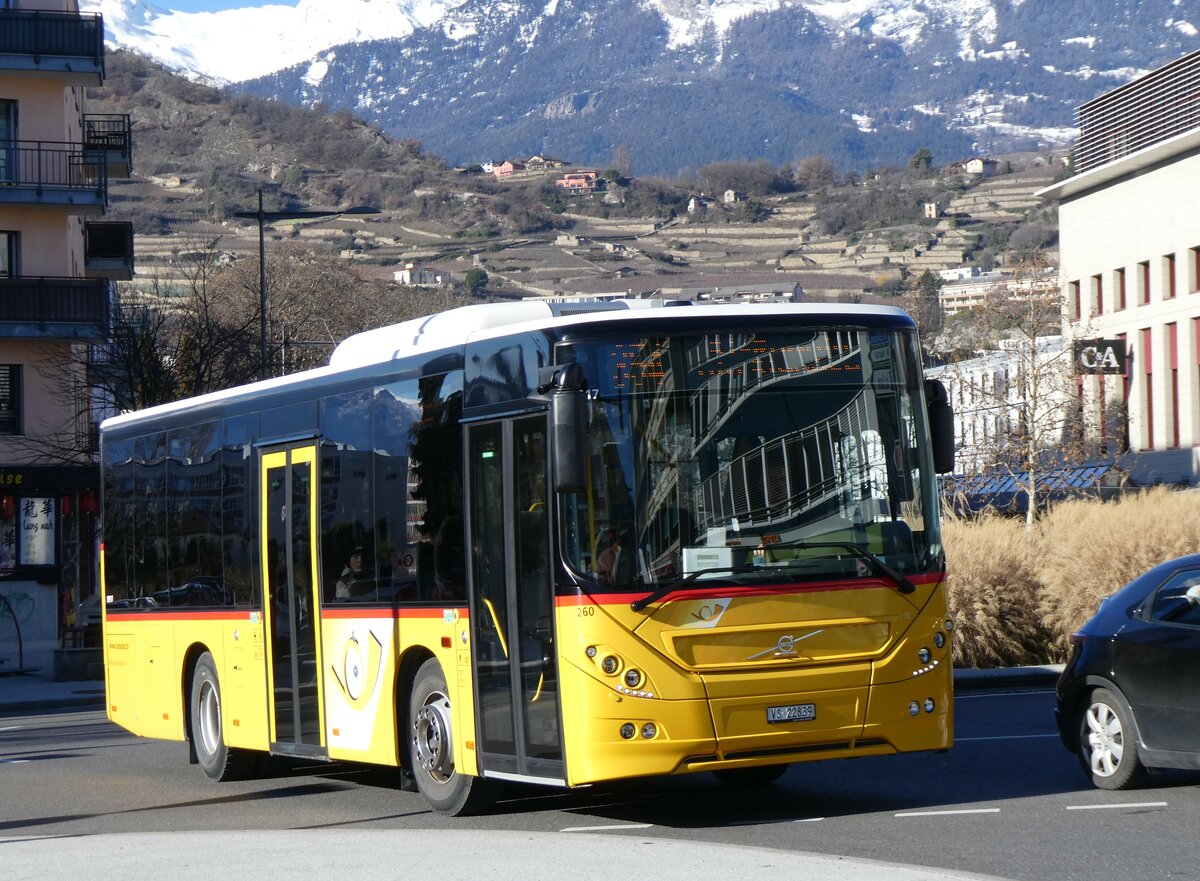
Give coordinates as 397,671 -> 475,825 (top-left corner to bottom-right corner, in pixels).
930,251 -> 1098,526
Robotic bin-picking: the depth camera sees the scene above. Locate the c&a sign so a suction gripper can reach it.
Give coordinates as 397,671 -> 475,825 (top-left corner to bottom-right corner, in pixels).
1074,339 -> 1127,375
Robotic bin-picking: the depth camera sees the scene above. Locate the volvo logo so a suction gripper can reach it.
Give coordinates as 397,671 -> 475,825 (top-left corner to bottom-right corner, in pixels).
745,629 -> 823,661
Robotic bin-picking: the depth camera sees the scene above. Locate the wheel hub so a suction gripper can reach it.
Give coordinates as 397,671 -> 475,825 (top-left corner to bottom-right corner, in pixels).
413,693 -> 454,781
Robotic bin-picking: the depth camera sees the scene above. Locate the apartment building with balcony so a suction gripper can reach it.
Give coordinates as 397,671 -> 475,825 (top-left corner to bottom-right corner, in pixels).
0,0 -> 132,672
1038,48 -> 1200,486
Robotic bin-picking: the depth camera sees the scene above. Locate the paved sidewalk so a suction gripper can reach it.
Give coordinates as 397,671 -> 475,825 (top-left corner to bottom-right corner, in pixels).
0,670 -> 106,715
0,664 -> 1063,715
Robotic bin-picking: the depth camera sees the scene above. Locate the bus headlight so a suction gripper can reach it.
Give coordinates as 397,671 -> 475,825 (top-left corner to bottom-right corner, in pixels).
620,723 -> 636,740
601,656 -> 619,675
918,647 -> 932,664
909,701 -> 920,717
641,723 -> 657,739
624,668 -> 642,688
933,632 -> 946,649
924,698 -> 936,713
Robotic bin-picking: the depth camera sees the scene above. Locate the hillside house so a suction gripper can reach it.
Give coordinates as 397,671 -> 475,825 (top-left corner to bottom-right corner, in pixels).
393,262 -> 450,287
965,157 -> 999,177
525,155 -> 565,171
494,160 -> 525,179
556,170 -> 600,194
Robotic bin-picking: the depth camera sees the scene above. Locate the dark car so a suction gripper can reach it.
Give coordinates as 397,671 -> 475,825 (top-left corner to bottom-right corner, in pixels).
1056,553 -> 1200,789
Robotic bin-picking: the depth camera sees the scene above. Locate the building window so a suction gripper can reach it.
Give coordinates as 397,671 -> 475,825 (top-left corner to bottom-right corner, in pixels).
1115,267 -> 1127,311
1070,280 -> 1081,320
1191,247 -> 1200,293
0,365 -> 20,435
1164,253 -> 1177,299
1142,327 -> 1154,449
0,497 -> 58,575
0,231 -> 16,278
1092,273 -> 1103,316
1168,322 -> 1179,449
1139,261 -> 1151,306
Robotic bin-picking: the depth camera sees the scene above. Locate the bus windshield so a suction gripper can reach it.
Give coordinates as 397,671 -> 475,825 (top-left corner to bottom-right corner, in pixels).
557,327 -> 942,589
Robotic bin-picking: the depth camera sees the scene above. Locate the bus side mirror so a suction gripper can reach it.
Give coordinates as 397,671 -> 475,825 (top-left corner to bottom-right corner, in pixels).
925,379 -> 955,474
550,364 -> 588,493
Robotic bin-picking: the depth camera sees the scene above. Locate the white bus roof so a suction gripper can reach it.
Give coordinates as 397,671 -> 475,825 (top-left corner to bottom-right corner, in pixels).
102,300 -> 912,431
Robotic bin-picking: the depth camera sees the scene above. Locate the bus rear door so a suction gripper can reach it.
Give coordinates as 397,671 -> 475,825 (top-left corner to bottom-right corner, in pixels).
466,416 -> 564,784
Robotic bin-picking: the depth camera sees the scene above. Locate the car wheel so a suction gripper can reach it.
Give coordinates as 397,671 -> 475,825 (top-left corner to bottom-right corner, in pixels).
407,658 -> 497,815
190,652 -> 254,781
713,764 -> 789,786
1078,687 -> 1147,790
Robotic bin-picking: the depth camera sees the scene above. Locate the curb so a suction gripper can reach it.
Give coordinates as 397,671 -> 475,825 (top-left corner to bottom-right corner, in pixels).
953,664 -> 1063,692
0,667 -> 1063,715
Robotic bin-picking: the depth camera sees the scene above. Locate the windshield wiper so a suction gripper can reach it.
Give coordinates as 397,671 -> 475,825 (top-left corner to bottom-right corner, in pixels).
765,541 -> 916,594
629,541 -> 917,613
630,565 -> 761,612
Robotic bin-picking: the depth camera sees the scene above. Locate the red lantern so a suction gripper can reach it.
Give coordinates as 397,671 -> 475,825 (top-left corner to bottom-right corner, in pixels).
80,490 -> 97,515
0,495 -> 12,519
61,495 -> 71,516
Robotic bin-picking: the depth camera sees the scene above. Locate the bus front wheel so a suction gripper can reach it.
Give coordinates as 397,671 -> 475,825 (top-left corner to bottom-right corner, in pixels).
190,652 -> 253,781
407,658 -> 497,815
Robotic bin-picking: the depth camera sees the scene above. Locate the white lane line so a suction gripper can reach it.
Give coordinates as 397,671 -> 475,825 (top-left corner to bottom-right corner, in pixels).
0,759 -> 30,765
560,823 -> 654,833
1066,802 -> 1167,811
0,726 -> 23,732
794,817 -> 826,823
956,734 -> 1060,742
895,808 -> 1001,817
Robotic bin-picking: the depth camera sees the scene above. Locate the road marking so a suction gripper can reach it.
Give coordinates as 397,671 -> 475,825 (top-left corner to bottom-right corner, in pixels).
895,808 -> 1001,817
1066,802 -> 1167,811
560,823 -> 654,833
794,817 -> 825,823
0,726 -> 22,732
0,759 -> 29,765
956,734 -> 1059,742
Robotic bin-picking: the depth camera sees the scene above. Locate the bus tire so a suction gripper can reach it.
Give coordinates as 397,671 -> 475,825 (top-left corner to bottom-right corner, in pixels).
713,764 -> 788,786
407,658 -> 497,815
190,652 -> 253,781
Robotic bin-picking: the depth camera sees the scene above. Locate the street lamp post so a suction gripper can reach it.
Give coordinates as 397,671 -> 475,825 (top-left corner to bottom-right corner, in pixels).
234,189 -> 379,380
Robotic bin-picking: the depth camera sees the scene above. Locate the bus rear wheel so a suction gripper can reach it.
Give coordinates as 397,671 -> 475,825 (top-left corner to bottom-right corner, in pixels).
407,658 -> 497,815
190,652 -> 254,781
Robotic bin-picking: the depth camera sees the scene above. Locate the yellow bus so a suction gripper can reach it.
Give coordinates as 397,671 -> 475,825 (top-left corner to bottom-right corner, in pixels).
101,299 -> 956,815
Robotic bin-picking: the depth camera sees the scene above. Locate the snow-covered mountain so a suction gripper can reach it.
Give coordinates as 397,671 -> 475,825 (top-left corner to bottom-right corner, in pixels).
84,0 -> 1045,84
84,1 -> 1200,174
81,0 -> 468,83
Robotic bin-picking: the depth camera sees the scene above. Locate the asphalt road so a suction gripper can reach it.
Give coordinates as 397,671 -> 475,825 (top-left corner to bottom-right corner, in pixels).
2,688 -> 1198,881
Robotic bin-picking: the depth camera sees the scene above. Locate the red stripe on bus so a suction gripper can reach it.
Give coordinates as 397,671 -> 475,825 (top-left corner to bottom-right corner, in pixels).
320,606 -> 467,620
106,605 -> 468,622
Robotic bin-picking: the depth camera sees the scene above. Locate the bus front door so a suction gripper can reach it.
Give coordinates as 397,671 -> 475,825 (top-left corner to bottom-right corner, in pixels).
260,445 -> 326,757
467,416 -> 564,783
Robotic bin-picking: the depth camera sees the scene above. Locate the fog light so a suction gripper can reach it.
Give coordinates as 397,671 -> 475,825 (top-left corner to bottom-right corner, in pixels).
586,646 -> 598,658
933,632 -> 946,649
918,647 -> 932,664
909,701 -> 920,717
641,723 -> 657,739
620,723 -> 636,739
624,668 -> 642,688
944,619 -> 954,631
602,656 -> 619,675
924,698 -> 936,713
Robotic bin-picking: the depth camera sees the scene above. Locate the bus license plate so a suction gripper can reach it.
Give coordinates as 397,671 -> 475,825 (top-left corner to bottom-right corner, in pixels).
767,703 -> 815,723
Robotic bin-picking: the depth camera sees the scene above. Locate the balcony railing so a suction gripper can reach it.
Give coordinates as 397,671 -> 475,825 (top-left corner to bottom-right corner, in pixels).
84,114 -> 133,177
0,11 -> 105,84
85,222 -> 134,281
0,276 -> 111,340
0,140 -> 107,212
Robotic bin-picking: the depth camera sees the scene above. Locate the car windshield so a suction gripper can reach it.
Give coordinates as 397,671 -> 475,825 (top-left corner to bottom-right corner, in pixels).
556,326 -> 942,589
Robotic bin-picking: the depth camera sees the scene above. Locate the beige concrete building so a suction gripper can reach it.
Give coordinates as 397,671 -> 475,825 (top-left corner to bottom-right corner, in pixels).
0,1 -> 132,671
1038,48 -> 1200,485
